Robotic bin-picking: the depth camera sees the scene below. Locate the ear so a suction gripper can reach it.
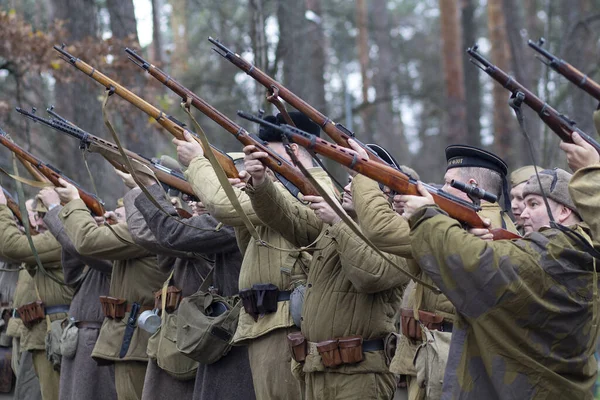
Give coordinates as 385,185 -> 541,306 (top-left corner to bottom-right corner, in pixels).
468,178 -> 478,186
290,143 -> 300,154
557,204 -> 573,225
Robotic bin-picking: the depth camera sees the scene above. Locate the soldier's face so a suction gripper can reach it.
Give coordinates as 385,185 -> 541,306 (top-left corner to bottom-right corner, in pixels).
521,194 -> 562,234
341,176 -> 355,215
510,182 -> 527,226
441,169 -> 475,202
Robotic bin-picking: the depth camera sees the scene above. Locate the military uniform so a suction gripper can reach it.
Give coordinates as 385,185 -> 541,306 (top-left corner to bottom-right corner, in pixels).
0,205 -> 73,400
246,175 -> 411,399
131,184 -> 255,400
43,206 -> 117,400
59,198 -> 166,400
186,155 -> 325,399
404,163 -> 600,399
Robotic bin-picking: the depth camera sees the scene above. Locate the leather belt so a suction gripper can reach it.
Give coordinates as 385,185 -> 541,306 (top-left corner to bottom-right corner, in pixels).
440,321 -> 453,333
45,305 -> 70,315
307,338 -> 385,355
75,321 -> 103,329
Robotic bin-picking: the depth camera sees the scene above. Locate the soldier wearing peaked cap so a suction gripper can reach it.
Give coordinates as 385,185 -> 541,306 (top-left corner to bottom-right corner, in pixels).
399,135 -> 600,399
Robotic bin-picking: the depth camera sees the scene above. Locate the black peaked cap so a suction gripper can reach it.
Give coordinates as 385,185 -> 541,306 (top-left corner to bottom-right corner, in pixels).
445,144 -> 508,177
366,143 -> 401,170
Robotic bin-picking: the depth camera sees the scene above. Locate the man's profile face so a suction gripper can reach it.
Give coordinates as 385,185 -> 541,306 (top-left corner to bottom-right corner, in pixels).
441,169 -> 470,201
510,182 -> 527,227
520,194 -> 553,234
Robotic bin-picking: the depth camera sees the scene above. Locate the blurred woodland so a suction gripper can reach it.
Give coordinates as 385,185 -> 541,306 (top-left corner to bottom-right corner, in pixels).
1,0 -> 600,206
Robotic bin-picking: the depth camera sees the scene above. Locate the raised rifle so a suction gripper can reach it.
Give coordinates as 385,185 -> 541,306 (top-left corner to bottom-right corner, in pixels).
467,45 -> 600,155
239,113 -> 520,241
208,37 -> 390,166
0,128 -> 105,216
528,38 -> 600,101
52,45 -> 239,179
2,188 -> 38,234
16,106 -> 198,201
125,48 -> 318,198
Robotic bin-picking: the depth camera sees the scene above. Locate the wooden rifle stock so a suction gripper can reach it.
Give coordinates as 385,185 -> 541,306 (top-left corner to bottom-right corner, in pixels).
528,39 -> 600,101
208,37 -> 389,165
2,188 -> 38,234
52,45 -> 239,179
0,133 -> 105,216
124,48 -> 319,197
262,121 -> 519,240
16,107 -> 197,200
467,45 -> 600,155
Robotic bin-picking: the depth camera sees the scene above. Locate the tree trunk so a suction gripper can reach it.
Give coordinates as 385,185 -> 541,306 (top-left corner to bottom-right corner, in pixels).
171,0 -> 189,75
249,0 -> 268,109
151,0 -> 163,64
461,0 -> 481,147
304,0 -> 327,112
355,0 -> 371,131
439,0 -> 468,146
371,0 -> 408,162
105,0 -> 139,43
487,0 -> 514,166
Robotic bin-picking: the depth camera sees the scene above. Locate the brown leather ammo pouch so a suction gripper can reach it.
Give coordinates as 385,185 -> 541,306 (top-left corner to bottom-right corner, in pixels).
316,339 -> 343,368
287,332 -> 307,363
338,335 -> 363,364
99,296 -> 126,319
154,286 -> 183,313
401,308 -> 445,341
18,301 -> 45,329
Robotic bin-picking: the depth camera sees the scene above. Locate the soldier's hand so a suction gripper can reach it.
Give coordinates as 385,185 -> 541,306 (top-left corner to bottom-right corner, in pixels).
304,195 -> 342,225
173,130 -> 204,167
398,182 -> 435,220
468,218 -> 493,241
346,139 -> 369,177
54,178 -> 80,203
0,186 -> 6,206
228,178 -> 246,190
104,206 -> 125,224
37,188 -> 60,209
559,132 -> 600,172
114,169 -> 137,189
241,145 -> 269,186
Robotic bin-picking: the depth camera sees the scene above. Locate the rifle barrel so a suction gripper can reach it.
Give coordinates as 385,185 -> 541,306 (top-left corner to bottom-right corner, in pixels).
53,45 -> 239,179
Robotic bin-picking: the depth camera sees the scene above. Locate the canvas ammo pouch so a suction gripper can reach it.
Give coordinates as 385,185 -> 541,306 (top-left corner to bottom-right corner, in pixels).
59,318 -> 78,359
413,326 -> 452,400
401,308 -> 445,341
99,296 -> 126,319
148,272 -> 198,381
176,269 -> 242,364
289,283 -> 305,328
45,318 -> 63,371
239,283 -> 291,321
17,301 -> 45,329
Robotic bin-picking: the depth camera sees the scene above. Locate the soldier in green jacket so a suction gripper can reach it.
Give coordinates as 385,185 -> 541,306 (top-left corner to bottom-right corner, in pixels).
175,113 -> 333,400
509,165 -> 544,234
0,187 -> 73,400
244,140 -> 413,399
56,179 -> 167,400
398,132 -> 600,399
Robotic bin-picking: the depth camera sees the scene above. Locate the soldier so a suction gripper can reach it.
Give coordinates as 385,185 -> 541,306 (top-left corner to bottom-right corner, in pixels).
56,179 -> 167,400
509,165 -> 544,234
174,112 -> 333,400
399,131 -> 600,399
244,140 -> 412,399
118,166 -> 255,400
0,187 -> 73,400
349,142 -> 517,399
36,187 -> 117,400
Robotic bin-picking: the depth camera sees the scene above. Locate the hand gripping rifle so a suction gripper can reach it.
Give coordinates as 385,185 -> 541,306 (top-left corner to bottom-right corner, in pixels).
124,48 -> 318,198
528,38 -> 600,102
0,128 -> 106,216
52,45 -> 239,179
239,112 -> 520,241
467,45 -> 600,155
208,37 -> 391,166
16,106 -> 198,201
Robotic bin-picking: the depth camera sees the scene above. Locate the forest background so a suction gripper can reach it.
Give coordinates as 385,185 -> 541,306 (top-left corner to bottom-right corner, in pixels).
0,0 -> 599,207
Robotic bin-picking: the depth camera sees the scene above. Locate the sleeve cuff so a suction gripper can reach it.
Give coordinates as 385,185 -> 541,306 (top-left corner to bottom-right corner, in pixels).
58,198 -> 88,219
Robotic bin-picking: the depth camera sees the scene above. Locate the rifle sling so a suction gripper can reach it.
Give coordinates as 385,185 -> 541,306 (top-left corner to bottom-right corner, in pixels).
287,148 -> 441,294
101,90 -> 215,233
0,167 -> 53,188
181,103 -> 327,253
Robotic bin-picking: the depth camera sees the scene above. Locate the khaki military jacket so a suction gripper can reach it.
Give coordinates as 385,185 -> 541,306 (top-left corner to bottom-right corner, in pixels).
186,156 -> 332,343
59,198 -> 165,362
408,201 -> 599,400
0,205 -> 73,351
247,176 -> 412,373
